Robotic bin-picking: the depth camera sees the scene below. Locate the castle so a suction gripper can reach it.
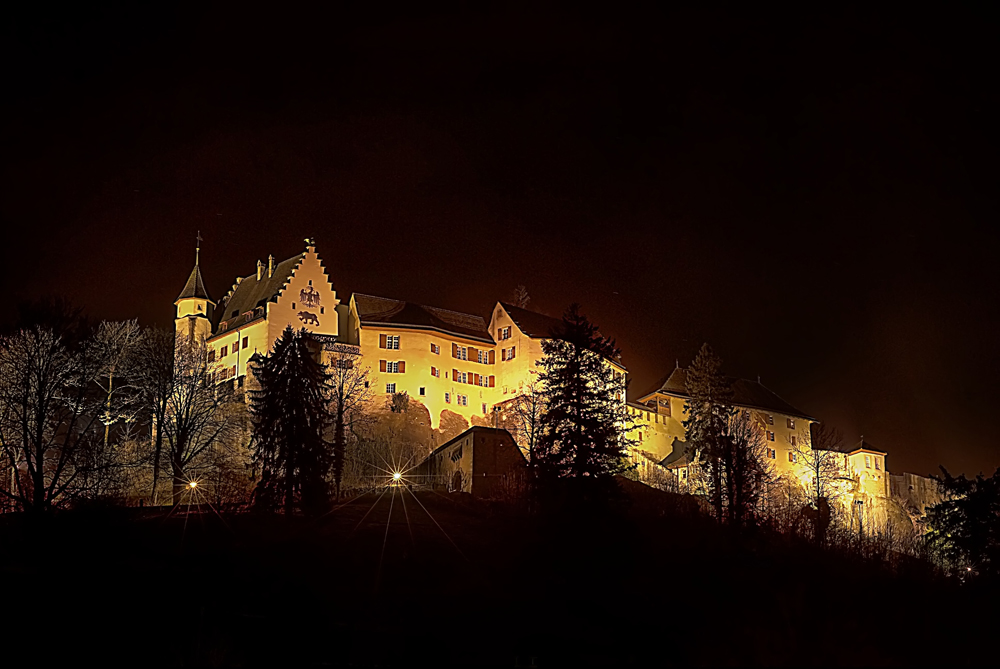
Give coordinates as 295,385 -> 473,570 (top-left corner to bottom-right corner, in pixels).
175,237 -> 922,517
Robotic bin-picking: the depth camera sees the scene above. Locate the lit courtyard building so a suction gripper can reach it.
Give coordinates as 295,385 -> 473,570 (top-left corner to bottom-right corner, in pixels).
174,239 -> 343,387
630,367 -> 895,512
628,366 -> 818,486
173,238 -> 627,435
343,293 -> 500,429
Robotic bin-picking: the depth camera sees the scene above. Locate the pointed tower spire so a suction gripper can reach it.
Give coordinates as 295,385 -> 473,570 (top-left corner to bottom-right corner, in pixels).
175,233 -> 215,342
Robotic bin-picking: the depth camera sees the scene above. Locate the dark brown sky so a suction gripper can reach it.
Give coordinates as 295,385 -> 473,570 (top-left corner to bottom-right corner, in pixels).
2,4 -> 996,477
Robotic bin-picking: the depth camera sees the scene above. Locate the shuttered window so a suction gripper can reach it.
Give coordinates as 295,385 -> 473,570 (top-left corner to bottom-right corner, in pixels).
380,334 -> 387,349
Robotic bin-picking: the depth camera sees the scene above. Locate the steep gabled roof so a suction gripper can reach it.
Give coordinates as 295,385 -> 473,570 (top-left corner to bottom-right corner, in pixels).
499,302 -> 564,339
213,254 -> 304,327
826,439 -> 886,455
175,264 -> 213,304
645,367 -> 815,421
354,293 -> 493,343
499,302 -> 626,370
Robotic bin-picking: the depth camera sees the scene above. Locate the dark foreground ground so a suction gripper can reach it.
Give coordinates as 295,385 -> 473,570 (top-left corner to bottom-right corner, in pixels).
0,483 -> 992,667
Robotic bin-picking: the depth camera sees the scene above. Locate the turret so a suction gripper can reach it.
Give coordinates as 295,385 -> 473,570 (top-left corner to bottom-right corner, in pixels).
174,234 -> 215,344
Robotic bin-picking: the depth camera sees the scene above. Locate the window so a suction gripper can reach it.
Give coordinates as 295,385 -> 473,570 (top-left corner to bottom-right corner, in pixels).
460,372 -> 467,384
865,455 -> 872,469
499,326 -> 511,340
767,415 -> 774,425
386,383 -> 396,394
242,336 -> 249,349
431,343 -> 440,355
457,346 -> 467,361
875,457 -> 881,471
419,387 -> 426,396
431,366 -> 439,377
386,361 -> 399,374
790,435 -> 797,447
478,349 -> 488,364
388,335 -> 399,350
482,403 -> 487,414
445,392 -> 451,404
767,448 -> 776,459
220,346 -> 228,358
788,452 -> 797,463
767,431 -> 775,442
457,394 -> 468,406
787,418 -> 796,429
208,350 -> 216,363
502,346 -> 516,361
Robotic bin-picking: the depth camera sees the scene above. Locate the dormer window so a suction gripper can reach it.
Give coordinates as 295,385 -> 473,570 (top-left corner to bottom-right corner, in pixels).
197,305 -> 203,311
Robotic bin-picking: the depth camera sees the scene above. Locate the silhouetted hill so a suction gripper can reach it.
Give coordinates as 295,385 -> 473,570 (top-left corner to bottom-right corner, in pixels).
0,486 -> 990,666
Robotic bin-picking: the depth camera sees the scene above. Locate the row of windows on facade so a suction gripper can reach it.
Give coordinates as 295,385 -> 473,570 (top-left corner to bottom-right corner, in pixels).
763,448 -> 882,471
377,333 -> 513,365
209,336 -> 249,362
379,360 -> 496,388
383,382 -> 487,414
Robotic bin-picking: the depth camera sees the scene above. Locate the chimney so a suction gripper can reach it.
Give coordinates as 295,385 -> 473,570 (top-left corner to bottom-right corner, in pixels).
268,255 -> 274,278
256,259 -> 263,281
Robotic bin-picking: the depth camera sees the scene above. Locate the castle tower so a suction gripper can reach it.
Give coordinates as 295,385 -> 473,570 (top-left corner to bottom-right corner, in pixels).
174,234 -> 215,344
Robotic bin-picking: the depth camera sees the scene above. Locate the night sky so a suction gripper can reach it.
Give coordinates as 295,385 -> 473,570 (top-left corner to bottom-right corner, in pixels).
2,5 -> 996,477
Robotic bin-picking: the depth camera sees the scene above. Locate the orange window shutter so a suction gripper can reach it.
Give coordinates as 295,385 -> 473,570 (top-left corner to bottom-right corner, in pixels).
430,343 -> 435,353
380,360 -> 387,372
511,346 -> 516,358
452,343 -> 458,357
489,350 -> 495,364
469,347 -> 477,361
398,361 -> 406,374
379,334 -> 387,349
474,374 -> 480,385
489,375 -> 495,387
453,368 -> 459,380
431,366 -> 437,376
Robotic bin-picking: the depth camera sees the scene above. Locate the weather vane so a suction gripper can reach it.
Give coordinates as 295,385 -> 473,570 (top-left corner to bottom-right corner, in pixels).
196,230 -> 203,265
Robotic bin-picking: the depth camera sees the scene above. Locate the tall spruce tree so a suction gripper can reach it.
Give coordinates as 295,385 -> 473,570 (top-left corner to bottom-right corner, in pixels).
534,304 -> 635,507
683,343 -> 733,523
249,327 -> 333,514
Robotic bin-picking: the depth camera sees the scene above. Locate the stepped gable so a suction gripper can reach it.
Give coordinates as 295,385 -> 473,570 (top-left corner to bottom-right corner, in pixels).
214,253 -> 304,327
499,302 -> 564,339
354,293 -> 493,344
175,264 -> 212,303
651,367 -> 815,421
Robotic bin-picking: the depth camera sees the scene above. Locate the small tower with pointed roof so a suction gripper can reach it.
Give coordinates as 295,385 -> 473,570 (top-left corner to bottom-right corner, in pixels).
174,233 -> 215,343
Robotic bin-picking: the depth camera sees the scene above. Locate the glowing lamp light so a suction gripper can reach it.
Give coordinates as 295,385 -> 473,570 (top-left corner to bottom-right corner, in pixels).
189,481 -> 198,489
392,472 -> 402,481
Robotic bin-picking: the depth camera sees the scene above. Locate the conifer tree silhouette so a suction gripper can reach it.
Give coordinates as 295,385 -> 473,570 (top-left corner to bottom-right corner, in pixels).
249,327 -> 333,514
534,304 -> 635,508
